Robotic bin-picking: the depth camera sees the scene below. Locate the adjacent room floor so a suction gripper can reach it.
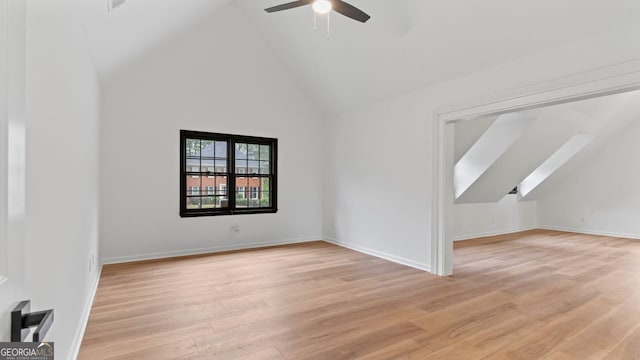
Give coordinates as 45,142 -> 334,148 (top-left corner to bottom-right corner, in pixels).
79,230 -> 640,359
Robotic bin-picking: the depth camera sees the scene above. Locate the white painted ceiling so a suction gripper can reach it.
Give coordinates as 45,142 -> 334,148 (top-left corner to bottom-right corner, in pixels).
82,0 -> 640,113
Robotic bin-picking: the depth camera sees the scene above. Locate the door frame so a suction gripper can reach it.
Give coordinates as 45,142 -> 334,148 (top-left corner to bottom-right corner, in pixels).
431,59 -> 640,276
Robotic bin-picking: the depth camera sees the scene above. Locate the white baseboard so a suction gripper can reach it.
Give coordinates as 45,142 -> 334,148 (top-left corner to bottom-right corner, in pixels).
100,237 -> 323,265
537,225 -> 640,240
323,237 -> 431,273
453,226 -> 538,241
68,265 -> 102,360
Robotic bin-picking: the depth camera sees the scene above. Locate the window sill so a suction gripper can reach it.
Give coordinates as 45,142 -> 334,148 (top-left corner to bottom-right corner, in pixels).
180,208 -> 278,218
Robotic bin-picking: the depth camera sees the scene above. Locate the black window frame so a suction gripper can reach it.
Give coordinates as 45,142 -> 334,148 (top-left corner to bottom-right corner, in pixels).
180,130 -> 278,217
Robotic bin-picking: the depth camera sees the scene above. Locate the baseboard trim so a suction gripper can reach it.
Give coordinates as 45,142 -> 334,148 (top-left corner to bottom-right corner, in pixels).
453,226 -> 538,241
537,225 -> 640,240
323,237 -> 431,273
100,237 -> 323,265
68,265 -> 102,360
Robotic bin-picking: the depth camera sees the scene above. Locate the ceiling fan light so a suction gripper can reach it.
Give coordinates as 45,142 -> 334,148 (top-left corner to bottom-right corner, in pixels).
312,0 -> 332,14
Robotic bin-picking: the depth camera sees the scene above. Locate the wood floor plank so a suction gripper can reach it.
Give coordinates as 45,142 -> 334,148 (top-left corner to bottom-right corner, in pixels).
481,297 -> 616,359
600,324 -> 640,360
79,231 -> 640,359
104,338 -> 199,360
557,305 -> 640,359
354,339 -> 422,360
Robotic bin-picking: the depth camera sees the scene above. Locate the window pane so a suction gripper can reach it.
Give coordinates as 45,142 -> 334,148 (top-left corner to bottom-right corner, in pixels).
235,143 -> 247,159
185,157 -> 200,172
247,177 -> 260,193
260,145 -> 270,161
260,191 -> 271,207
199,176 -> 213,193
202,159 -> 215,172
236,198 -> 247,208
201,140 -> 214,158
248,144 -> 260,160
216,176 -> 228,195
202,196 -> 216,209
200,176 -> 216,195
186,196 -> 201,209
236,177 -> 249,188
186,175 -> 202,195
236,160 -> 247,174
260,178 -> 270,193
260,161 -> 270,175
236,187 -> 247,199
248,164 -> 259,175
186,139 -> 201,157
248,186 -> 260,208
215,141 -> 227,159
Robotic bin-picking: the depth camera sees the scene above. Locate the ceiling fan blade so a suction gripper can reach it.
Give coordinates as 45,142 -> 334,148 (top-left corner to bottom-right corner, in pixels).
332,0 -> 371,23
265,0 -> 314,13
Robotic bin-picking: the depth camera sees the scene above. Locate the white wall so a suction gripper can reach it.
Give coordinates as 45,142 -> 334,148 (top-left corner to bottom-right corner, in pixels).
0,0 -> 27,344
323,91 -> 433,270
537,116 -> 640,238
0,0 -> 9,286
100,4 -> 323,263
323,23 -> 640,271
453,197 -> 537,241
0,1 -> 102,360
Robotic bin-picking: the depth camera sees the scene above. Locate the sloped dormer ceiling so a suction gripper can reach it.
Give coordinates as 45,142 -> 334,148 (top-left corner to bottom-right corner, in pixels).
453,90 -> 640,204
83,0 -> 640,113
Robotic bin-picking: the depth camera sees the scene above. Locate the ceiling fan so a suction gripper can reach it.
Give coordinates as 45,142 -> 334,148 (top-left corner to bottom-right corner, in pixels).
265,0 -> 371,23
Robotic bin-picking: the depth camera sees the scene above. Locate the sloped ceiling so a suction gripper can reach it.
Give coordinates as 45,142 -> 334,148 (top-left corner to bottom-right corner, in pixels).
518,90 -> 640,200
453,90 -> 640,203
81,0 -> 233,80
82,0 -> 640,113
235,0 -> 640,114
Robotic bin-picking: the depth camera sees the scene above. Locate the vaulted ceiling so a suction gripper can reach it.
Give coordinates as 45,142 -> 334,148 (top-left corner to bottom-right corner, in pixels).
81,0 -> 640,114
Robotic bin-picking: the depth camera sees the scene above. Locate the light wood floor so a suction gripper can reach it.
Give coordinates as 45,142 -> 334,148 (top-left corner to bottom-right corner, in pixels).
79,230 -> 640,359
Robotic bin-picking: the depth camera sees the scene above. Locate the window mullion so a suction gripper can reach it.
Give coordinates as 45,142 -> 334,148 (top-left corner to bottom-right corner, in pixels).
228,139 -> 236,212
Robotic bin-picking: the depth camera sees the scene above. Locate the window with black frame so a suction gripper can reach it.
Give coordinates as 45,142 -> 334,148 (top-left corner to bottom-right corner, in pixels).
180,130 -> 277,217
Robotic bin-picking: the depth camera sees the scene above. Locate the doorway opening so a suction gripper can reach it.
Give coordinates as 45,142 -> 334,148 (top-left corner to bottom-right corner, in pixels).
431,60 -> 640,276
